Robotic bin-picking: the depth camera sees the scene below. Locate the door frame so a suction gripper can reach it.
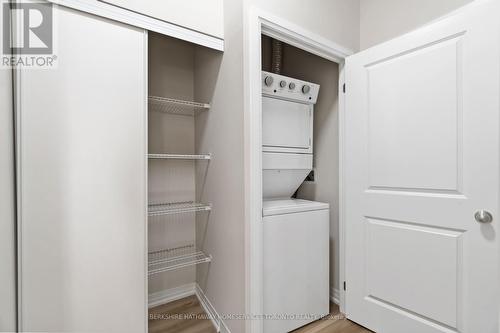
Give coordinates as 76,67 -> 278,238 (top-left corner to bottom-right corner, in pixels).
243,8 -> 353,333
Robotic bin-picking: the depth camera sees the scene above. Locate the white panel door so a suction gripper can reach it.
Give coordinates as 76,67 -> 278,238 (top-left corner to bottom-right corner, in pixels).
344,1 -> 499,332
16,6 -> 147,332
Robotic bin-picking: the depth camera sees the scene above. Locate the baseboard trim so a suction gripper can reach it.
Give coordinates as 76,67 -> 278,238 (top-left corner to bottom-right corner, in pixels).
195,284 -> 232,333
147,283 -> 231,333
330,287 -> 340,305
148,283 -> 196,308
195,284 -> 221,332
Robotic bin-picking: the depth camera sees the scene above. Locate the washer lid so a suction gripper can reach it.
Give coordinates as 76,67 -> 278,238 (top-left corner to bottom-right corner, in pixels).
263,199 -> 329,216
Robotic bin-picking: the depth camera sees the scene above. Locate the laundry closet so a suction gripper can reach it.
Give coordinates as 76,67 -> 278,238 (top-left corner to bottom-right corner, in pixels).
260,35 -> 340,332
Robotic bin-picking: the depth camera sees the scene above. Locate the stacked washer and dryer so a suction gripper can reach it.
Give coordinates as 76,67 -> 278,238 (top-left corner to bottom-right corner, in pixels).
261,71 -> 330,332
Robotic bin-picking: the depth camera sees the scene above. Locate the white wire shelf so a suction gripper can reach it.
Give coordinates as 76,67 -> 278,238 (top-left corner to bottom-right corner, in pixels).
148,96 -> 210,116
148,245 -> 212,275
148,153 -> 211,160
148,201 -> 211,216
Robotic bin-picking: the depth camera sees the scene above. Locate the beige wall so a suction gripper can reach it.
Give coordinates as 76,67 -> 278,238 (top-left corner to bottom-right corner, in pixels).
360,0 -> 474,49
0,61 -> 17,332
249,0 -> 360,52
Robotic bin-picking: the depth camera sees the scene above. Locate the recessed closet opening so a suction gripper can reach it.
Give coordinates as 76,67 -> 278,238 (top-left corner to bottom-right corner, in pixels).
261,35 -> 341,292
147,32 -> 222,333
260,34 -> 341,332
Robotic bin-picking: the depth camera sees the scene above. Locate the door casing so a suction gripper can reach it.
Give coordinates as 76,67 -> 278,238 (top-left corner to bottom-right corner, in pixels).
244,8 -> 352,333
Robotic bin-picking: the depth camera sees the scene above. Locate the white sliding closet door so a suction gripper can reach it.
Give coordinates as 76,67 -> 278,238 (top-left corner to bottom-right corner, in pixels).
0,55 -> 17,332
345,0 -> 499,332
15,6 -> 147,332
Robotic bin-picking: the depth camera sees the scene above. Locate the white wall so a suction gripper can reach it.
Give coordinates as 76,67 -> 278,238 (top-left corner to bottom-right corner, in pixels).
360,0 -> 474,49
194,0 -> 246,332
0,61 -> 17,332
249,0 -> 360,52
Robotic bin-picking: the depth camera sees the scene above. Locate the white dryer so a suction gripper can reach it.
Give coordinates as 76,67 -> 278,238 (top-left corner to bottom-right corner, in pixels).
261,71 -> 329,332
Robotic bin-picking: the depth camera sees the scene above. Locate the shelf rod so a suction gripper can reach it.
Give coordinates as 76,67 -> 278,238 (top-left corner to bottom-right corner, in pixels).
148,153 -> 211,160
148,202 -> 211,216
148,96 -> 210,116
148,246 -> 212,275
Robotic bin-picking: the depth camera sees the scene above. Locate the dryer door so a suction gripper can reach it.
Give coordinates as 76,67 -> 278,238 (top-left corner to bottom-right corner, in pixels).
262,96 -> 312,153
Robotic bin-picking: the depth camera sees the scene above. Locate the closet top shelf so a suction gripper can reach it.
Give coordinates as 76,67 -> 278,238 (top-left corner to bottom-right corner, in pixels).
148,96 -> 210,116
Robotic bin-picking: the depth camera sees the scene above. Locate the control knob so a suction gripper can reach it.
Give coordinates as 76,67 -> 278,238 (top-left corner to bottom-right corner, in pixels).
264,76 -> 274,87
302,85 -> 311,94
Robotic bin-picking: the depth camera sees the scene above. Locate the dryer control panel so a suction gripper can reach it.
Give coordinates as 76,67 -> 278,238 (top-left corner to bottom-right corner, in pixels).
261,71 -> 320,104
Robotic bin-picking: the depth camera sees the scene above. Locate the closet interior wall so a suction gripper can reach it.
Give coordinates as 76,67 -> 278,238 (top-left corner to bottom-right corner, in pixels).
261,35 -> 340,293
147,32 -> 221,300
148,33 -> 197,293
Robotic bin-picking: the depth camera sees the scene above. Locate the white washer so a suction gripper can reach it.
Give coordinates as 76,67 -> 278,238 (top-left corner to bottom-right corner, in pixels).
261,72 -> 328,332
263,199 -> 330,333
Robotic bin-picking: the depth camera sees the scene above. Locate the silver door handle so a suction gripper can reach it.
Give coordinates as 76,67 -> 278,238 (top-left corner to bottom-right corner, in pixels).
475,210 -> 493,223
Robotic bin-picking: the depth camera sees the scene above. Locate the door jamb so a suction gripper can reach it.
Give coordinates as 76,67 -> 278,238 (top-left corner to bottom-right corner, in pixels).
244,8 -> 354,333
